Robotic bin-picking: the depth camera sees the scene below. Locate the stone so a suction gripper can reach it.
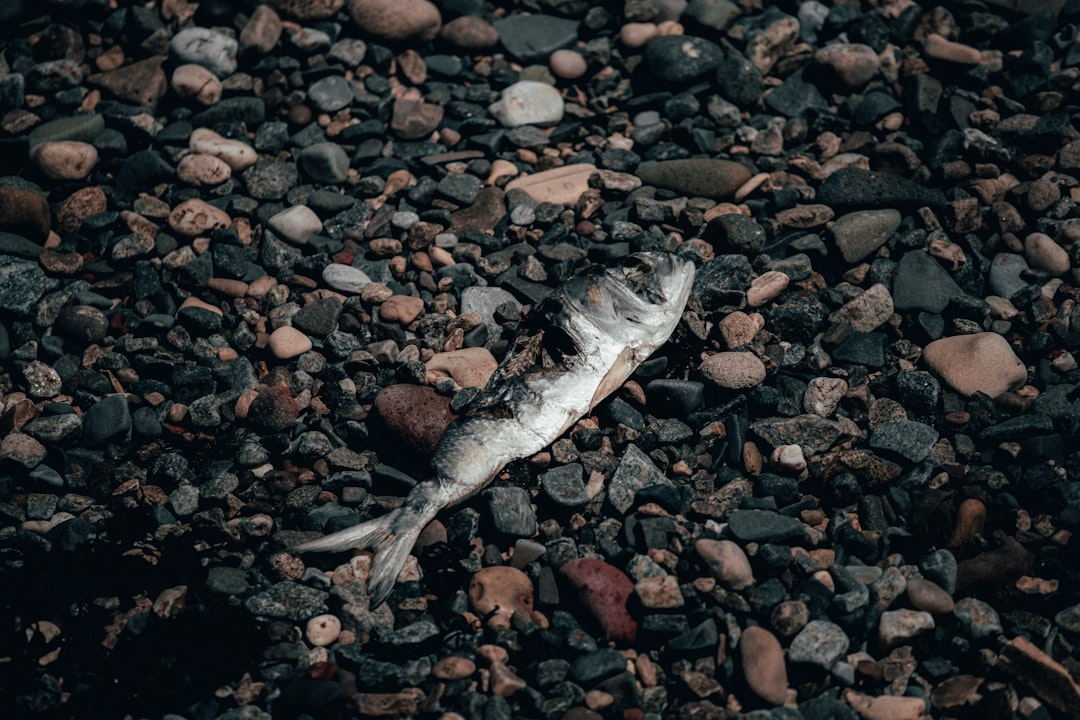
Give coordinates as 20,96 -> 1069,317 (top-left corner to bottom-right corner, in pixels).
267,0 -> 344,20
0,187 -> 51,239
997,636 -> 1080,718
246,385 -> 299,431
541,463 -> 589,507
171,64 -> 222,106
923,333 -> 1026,398
560,558 -> 638,644
190,128 -> 257,171
83,395 -> 132,446
268,326 -> 313,359
741,626 -> 789,705
0,257 -> 51,314
878,609 -> 934,648
440,16 -> 498,49
906,578 -> 954,614
87,55 -> 167,109
379,295 -> 424,324
469,566 -> 535,629
550,50 -> 588,80
322,263 -> 371,293
375,384 -> 455,455
269,205 -> 323,245
746,13 -> 800,75
391,99 -> 443,140
32,141 -> 98,181
433,656 -> 476,680
813,43 -> 880,88
891,250 -> 963,314
804,377 -> 847,417
489,81 -> 564,127
306,614 -> 342,646
635,575 -> 684,609
695,538 -> 754,590
842,690 -> 928,720
170,27 -> 238,77
493,13 -> 579,64
832,209 -> 901,264
308,75 -> 354,113
1024,232 -> 1069,276
505,164 -> 596,205
636,159 -> 751,199
239,4 -> 283,56
177,154 -> 231,185
869,419 -> 938,463
168,199 -> 231,237
830,284 -> 894,332
608,443 -> 672,514
426,347 -> 497,388
988,253 -> 1030,300
645,35 -> 723,83
700,351 -> 766,390
788,620 -> 849,670
818,168 -> 946,209
349,0 -> 441,43
727,510 -> 805,543
298,143 -> 350,185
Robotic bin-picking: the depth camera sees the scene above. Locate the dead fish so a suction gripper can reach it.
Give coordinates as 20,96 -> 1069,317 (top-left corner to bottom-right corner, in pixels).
292,252 -> 696,605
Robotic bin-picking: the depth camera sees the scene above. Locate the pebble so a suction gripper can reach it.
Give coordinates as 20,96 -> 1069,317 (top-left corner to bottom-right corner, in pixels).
168,199 -> 232,237
550,49 -> 587,79
269,205 -> 323,245
493,13 -> 579,64
700,351 -> 766,390
830,284 -> 894,332
469,566 -> 535,629
831,209 -> 901,264
87,55 -> 167,110
644,35 -> 723,83
189,128 -> 258,171
559,558 -> 638,644
952,598 -> 1003,641
788,620 -> 849,670
740,626 -> 789,705
891,250 -> 963,314
923,333 -> 1027,398
379,295 -> 424,324
843,690 -> 928,720
349,0 -> 441,43
695,538 -> 754,590
297,143 -> 350,185
0,187 -> 52,239
171,64 -> 222,106
718,311 -> 762,349
426,348 -> 497,389
305,614 -> 341,646
433,656 -> 476,681
813,44 -> 880,88
177,154 -> 231,185
268,326 -> 313,359
636,159 -> 751,199
322,264 -> 371,294
878,609 -> 935,648
32,141 -> 98,181
374,384 -> 454,455
1024,232 -> 1069,276
170,27 -> 238,78
905,578 -> 954,614
489,81 -> 565,127
239,4 -> 283,56
505,164 -> 596,205
869,419 -> 939,463
804,377 -> 847,417
440,17 -> 498,49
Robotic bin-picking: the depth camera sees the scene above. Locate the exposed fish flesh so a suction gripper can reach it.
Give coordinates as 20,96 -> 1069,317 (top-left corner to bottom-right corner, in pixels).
292,252 -> 696,605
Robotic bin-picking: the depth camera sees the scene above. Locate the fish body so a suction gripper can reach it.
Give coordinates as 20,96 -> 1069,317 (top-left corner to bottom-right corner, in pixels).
293,252 -> 696,605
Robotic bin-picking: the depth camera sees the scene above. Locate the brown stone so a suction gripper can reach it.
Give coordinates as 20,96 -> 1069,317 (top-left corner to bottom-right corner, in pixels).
168,198 -> 232,237
374,384 -> 455,455
930,675 -> 983,710
0,187 -> 51,239
32,141 -> 99,181
956,536 -> 1035,594
813,43 -> 880,88
905,578 -> 954,614
379,294 -> 424,324
239,4 -> 283,56
87,55 -> 167,110
741,626 -> 789,705
997,636 -> 1080,719
695,538 -> 754,590
55,186 -> 107,236
468,566 -> 535,629
440,16 -> 498,49
433,656 -> 476,681
391,98 -> 444,140
449,186 -> 507,234
506,164 -> 598,206
923,332 -> 1026,398
349,0 -> 441,43
266,0 -> 344,19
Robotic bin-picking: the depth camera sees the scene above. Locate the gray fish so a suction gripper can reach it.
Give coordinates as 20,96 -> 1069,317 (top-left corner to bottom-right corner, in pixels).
292,252 -> 696,605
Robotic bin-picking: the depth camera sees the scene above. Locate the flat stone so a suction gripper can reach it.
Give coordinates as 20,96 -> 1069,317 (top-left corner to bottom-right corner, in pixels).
891,250 -> 963,313
923,332 -> 1026,398
506,164 -> 595,205
268,326 -> 312,359
645,35 -> 724,83
818,167 -> 946,209
741,626 -> 789,705
493,14 -> 579,64
87,55 -> 167,109
560,558 -> 637,644
608,443 -> 672,514
727,510 -> 805,544
637,159 -> 751,199
269,205 -> 323,245
869,419 -> 938,463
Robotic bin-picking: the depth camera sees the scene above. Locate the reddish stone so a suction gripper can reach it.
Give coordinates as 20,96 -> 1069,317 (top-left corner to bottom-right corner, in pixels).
559,558 -> 638,644
374,384 -> 456,455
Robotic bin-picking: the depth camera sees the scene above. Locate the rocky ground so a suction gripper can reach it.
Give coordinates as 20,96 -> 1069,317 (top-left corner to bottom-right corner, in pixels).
2,0 -> 1080,718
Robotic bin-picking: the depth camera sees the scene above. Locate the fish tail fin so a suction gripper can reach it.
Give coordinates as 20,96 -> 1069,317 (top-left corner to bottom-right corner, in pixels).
290,501 -> 433,607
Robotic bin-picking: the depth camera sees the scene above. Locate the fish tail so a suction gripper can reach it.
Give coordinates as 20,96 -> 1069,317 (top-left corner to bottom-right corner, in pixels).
290,495 -> 436,607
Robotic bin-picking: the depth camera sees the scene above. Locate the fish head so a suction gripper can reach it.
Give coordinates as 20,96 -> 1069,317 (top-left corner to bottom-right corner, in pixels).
566,251 -> 695,344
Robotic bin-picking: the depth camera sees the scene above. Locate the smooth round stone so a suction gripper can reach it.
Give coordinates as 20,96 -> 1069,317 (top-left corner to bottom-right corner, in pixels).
239,4 -> 283,55
746,270 -> 789,307
988,253 -> 1030,300
906,578 -> 954,614
0,187 -> 52,238
32,141 -> 98,181
168,199 -> 232,237
177,154 -> 231,185
55,305 -> 108,344
267,0 -> 344,20
740,626 -> 789,705
349,0 -> 441,42
189,128 -> 257,171
268,326 -> 312,359
440,16 -> 498,49
923,332 -> 1026,398
700,351 -> 766,389
268,205 -> 323,245
636,159 -> 751,199
307,75 -> 354,113
550,49 -> 587,79
170,27 -> 238,77
391,99 -> 444,140
831,209 -> 901,264
172,64 -> 223,105
695,538 -> 754,590
322,263 -> 371,293
379,295 -> 424,324
489,81 -> 564,127
813,43 -> 880,88
298,142 -> 350,185
305,613 -> 342,646
1024,232 -> 1070,276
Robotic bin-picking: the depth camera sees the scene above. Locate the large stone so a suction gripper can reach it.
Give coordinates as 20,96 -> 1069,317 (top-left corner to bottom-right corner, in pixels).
923,333 -> 1026,398
636,159 -> 751,199
349,0 -> 441,42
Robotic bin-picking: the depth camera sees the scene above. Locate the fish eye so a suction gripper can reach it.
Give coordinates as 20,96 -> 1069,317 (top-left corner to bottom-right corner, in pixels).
621,256 -> 653,282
